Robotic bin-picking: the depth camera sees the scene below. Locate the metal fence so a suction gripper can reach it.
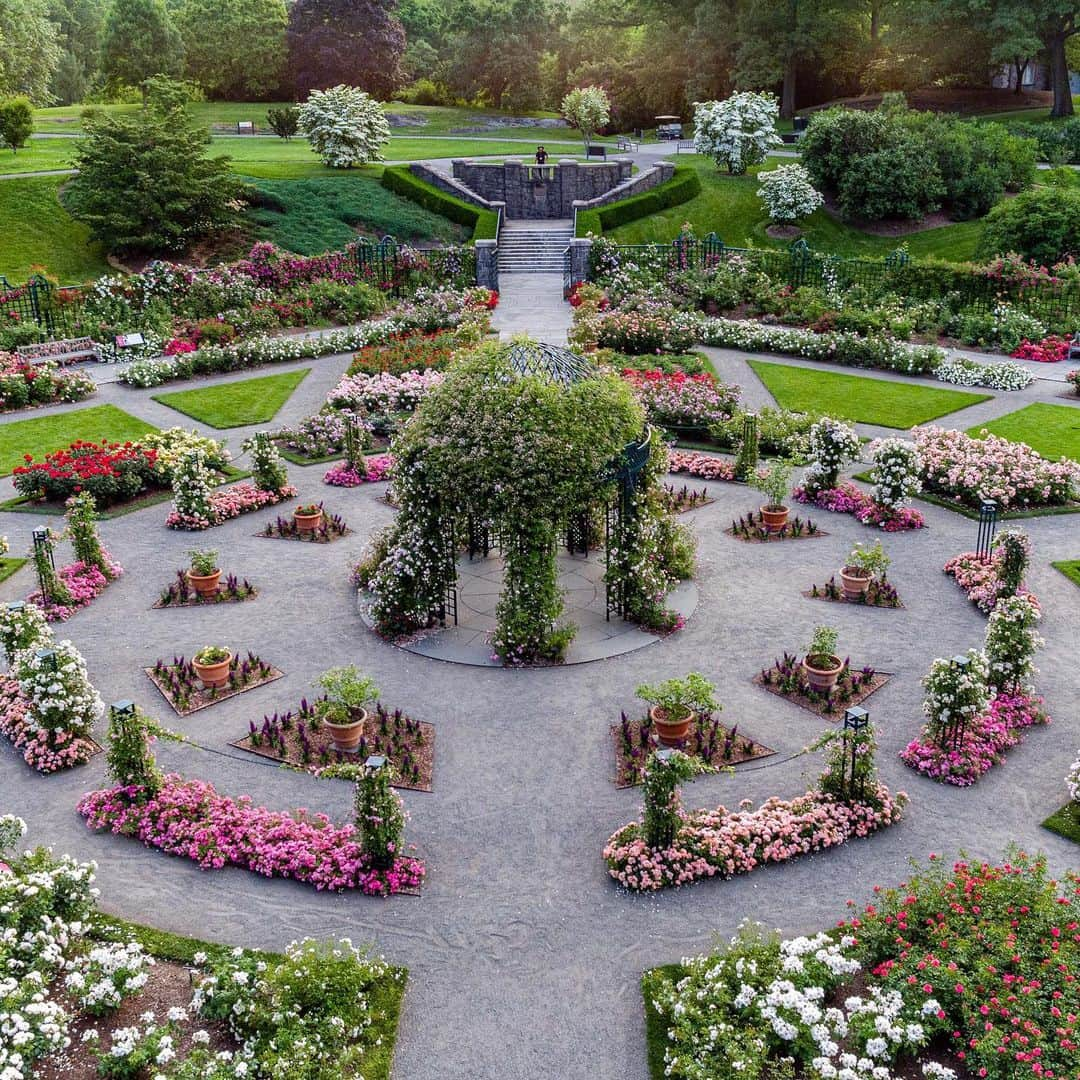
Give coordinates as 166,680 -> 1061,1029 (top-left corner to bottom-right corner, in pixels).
592,235 -> 1080,325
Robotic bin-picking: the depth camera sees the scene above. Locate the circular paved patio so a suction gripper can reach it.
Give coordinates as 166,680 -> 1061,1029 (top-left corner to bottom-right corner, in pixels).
3,345 -> 1079,1080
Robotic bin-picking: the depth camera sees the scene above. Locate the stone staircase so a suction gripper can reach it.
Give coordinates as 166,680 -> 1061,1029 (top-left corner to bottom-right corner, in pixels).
497,222 -> 573,274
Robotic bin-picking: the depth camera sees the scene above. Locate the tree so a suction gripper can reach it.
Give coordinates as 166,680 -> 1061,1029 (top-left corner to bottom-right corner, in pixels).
48,0 -> 107,103
297,85 -> 390,167
0,0 -> 62,103
561,85 -> 611,150
101,0 -> 183,99
692,92 -> 782,174
287,0 -> 405,100
68,87 -> 247,253
0,97 -> 33,152
266,105 -> 299,139
176,0 -> 287,99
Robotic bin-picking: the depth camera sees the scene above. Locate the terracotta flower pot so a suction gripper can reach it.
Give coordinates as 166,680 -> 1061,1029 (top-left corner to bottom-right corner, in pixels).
193,651 -> 232,689
293,508 -> 323,534
802,654 -> 843,692
760,505 -> 789,533
840,566 -> 872,600
187,568 -> 222,598
324,707 -> 368,753
650,704 -> 694,748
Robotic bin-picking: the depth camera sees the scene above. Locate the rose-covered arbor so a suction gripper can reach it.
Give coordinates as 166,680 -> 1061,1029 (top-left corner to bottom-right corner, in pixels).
365,339 -> 693,664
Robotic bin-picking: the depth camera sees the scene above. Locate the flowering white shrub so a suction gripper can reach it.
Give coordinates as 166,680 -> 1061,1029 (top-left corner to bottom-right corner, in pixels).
1068,752 -> 1080,803
983,594 -> 1042,694
804,417 -> 861,493
867,437 -> 921,510
13,638 -> 103,747
921,648 -> 990,747
169,450 -> 215,527
693,92 -> 782,174
756,163 -> 824,224
561,85 -> 611,149
935,357 -> 1034,390
298,85 -> 391,168
0,601 -> 52,666
65,941 -> 153,1016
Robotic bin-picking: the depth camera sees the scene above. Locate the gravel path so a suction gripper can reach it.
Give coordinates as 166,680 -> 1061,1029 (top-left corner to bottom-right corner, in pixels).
4,334 -> 1080,1080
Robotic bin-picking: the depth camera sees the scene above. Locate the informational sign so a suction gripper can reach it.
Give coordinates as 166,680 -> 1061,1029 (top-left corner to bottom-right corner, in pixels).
114,332 -> 145,348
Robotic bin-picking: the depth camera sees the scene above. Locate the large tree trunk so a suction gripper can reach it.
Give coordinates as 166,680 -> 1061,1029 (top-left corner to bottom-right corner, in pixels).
1013,57 -> 1025,94
1048,33 -> 1075,118
869,1 -> 880,44
780,55 -> 796,119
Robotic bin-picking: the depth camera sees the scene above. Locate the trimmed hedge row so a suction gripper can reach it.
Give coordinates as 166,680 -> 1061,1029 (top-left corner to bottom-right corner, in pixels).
381,166 -> 499,241
575,167 -> 702,237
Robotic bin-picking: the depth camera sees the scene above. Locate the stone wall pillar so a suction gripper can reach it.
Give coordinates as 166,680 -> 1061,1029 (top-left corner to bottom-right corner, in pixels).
475,239 -> 499,293
567,237 -> 592,295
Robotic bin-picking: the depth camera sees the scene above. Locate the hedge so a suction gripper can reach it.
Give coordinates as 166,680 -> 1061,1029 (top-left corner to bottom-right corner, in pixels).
575,167 -> 702,237
380,166 -> 499,241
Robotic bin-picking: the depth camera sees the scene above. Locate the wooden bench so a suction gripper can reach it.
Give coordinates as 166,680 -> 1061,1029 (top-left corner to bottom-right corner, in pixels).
237,121 -> 255,135
16,338 -> 100,365
585,144 -> 607,159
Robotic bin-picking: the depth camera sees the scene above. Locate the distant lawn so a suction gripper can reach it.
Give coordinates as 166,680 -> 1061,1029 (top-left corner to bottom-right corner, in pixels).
0,138 -> 77,174
607,156 -> 984,263
966,403 -> 1080,463
748,360 -> 990,428
0,176 -> 109,282
1042,802 -> 1080,844
0,404 -> 156,475
245,173 -> 468,251
152,369 -> 310,428
1053,560 -> 1080,589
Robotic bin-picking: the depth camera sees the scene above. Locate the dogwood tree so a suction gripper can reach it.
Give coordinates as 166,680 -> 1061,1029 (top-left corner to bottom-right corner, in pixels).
561,85 -> 611,151
298,85 -> 390,168
756,162 -> 823,224
693,92 -> 782,174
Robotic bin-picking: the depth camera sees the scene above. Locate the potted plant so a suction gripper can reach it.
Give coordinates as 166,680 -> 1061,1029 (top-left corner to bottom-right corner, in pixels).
840,540 -> 890,601
750,460 -> 792,532
192,644 -> 232,688
293,503 -> 323,534
315,665 -> 379,752
187,548 -> 221,598
802,625 -> 844,692
635,672 -> 719,747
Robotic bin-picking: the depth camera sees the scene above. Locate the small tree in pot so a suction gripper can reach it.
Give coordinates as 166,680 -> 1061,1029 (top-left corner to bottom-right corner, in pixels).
802,625 -> 843,692
316,665 -> 379,752
750,460 -> 793,532
187,548 -> 221,597
840,540 -> 890,601
635,672 -> 720,747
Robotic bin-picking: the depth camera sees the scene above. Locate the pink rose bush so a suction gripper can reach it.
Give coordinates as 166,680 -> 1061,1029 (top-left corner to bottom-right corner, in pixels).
604,786 -> 906,891
621,369 -> 740,429
667,449 -> 737,482
944,552 -> 1037,614
913,425 -> 1079,510
28,558 -> 123,622
77,775 -> 425,895
793,480 -> 926,531
166,481 -> 298,530
323,454 -> 393,487
900,692 -> 1048,786
0,676 -> 98,773
329,369 -> 444,413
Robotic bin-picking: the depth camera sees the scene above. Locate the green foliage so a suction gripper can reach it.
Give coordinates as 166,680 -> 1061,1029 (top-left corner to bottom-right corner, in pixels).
642,749 -> 702,850
317,665 -> 379,715
105,705 -> 164,795
188,548 -> 218,575
100,0 -> 183,93
635,672 -> 718,720
815,720 -> 881,804
576,167 -> 702,236
65,491 -> 116,578
749,458 -> 792,509
561,84 -> 611,148
354,761 -> 405,870
0,0 -> 62,103
978,186 -> 1080,265
846,540 -> 890,579
733,412 -> 759,480
266,105 -> 299,139
0,96 -> 32,151
380,165 -> 499,240
807,624 -> 839,662
242,430 -> 289,492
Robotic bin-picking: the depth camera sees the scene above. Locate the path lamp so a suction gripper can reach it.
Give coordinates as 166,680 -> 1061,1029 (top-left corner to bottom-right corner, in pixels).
364,754 -> 387,774
977,499 -> 998,559
35,646 -> 56,673
842,706 -> 869,801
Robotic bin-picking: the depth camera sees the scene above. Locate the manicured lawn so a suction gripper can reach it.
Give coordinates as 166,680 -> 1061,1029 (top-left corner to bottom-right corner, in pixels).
1042,802 -> 1080,844
607,156 -> 984,262
153,369 -> 310,428
0,557 -> 27,583
245,173 -> 469,251
0,403 -> 157,476
0,138 -> 77,173
0,176 -> 110,282
1052,560 -> 1080,589
748,360 -> 990,428
966,403 -> 1080,463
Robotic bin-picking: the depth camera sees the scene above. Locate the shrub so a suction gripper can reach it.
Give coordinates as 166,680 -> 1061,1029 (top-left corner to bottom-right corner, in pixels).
837,138 -> 946,220
756,162 -> 823,224
978,186 -> 1080,265
692,92 -> 782,174
298,85 -> 391,168
266,105 -> 299,140
0,96 -> 33,152
380,166 -> 498,239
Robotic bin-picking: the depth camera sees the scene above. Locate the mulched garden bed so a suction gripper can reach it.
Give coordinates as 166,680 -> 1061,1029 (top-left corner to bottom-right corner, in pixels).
146,652 -> 283,716
726,513 -> 826,543
660,483 -> 715,514
753,653 -> 890,719
257,510 -> 350,542
804,577 -> 904,609
611,711 -> 774,788
153,570 -> 258,608
231,699 -> 434,791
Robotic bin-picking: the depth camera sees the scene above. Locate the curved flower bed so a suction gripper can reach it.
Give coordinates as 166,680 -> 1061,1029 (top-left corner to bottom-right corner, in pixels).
77,776 -> 425,895
29,558 -> 123,622
166,481 -> 298,530
667,449 -> 737,482
329,369 -> 444,413
0,353 -> 96,412
944,551 -> 1038,613
793,481 -> 926,531
900,692 -> 1048,786
604,785 -> 907,891
0,677 -> 98,773
621,369 -> 739,429
324,454 -> 393,487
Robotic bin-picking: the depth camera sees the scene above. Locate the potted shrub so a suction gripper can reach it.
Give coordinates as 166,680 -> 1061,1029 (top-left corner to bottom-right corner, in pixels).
315,665 -> 379,752
635,672 -> 719,747
293,503 -> 323,533
840,540 -> 890,601
802,625 -> 844,692
187,548 -> 221,598
750,460 -> 792,532
192,644 -> 232,688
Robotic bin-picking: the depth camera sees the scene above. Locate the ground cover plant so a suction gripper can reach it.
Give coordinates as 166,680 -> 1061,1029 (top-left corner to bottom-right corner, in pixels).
146,652 -> 283,716
748,360 -> 989,428
151,368 -> 310,428
966,402 -> 1080,464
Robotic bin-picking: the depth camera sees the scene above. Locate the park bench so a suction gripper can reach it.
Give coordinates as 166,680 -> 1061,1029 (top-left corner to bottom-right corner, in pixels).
16,338 -> 99,365
615,136 -> 639,152
585,144 -> 607,159
237,121 -> 255,135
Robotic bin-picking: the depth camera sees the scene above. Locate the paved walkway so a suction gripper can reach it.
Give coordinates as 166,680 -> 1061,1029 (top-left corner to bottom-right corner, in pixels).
4,340 -> 1080,1080
491,272 -> 572,344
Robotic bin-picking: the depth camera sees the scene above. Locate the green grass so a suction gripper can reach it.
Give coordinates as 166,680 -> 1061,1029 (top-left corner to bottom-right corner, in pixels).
644,965 -> 685,1080
0,557 -> 27,582
1042,802 -> 1080,844
0,139 -> 77,173
966,403 -> 1080,463
0,176 -> 109,282
90,913 -> 407,1080
152,369 -> 310,428
748,360 -> 990,427
0,403 -> 157,476
607,156 -> 984,262
1052,559 -> 1080,589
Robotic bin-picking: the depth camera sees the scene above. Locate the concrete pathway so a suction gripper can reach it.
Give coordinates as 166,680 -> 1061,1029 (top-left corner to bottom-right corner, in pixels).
491,273 -> 572,344
4,340 -> 1080,1080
